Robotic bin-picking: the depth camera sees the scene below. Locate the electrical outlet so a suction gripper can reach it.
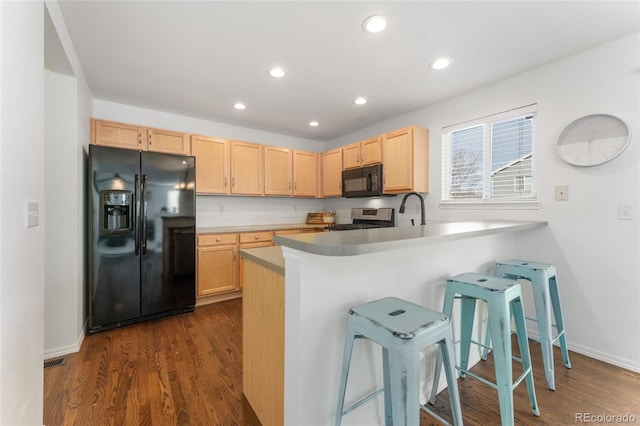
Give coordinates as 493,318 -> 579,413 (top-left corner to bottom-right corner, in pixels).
618,204 -> 633,220
555,185 -> 569,201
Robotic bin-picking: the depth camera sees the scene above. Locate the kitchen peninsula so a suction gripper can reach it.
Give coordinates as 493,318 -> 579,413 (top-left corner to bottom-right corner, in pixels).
241,220 -> 546,426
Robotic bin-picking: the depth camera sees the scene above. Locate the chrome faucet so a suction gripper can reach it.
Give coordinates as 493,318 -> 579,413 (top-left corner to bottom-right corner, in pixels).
399,192 -> 426,226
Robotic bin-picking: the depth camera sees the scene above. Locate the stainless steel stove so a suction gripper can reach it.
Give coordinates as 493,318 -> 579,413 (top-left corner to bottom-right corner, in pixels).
325,208 -> 395,231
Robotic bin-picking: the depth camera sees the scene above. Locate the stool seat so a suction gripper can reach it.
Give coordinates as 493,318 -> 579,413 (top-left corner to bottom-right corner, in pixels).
336,297 -> 463,426
430,273 -> 539,426
486,259 -> 571,390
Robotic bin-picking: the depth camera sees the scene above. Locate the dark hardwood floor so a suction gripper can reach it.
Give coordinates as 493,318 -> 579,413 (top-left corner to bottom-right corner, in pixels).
44,299 -> 640,425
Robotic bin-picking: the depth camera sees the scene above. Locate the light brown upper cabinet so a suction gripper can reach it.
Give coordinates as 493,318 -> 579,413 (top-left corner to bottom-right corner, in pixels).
91,119 -> 190,155
191,135 -> 230,194
264,146 -> 293,196
293,150 -> 319,197
342,136 -> 382,170
147,127 -> 190,155
321,148 -> 343,197
92,119 -> 147,150
230,140 -> 264,195
382,125 -> 429,194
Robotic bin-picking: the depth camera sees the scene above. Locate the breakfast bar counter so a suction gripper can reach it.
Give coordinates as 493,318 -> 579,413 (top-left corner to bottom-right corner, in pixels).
273,220 -> 546,256
241,220 -> 547,425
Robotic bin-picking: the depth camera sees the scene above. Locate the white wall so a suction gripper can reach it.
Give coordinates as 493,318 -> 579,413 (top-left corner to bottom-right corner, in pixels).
44,70 -> 80,356
0,2 -> 45,424
43,0 -> 94,359
327,34 -> 640,372
94,100 -> 324,152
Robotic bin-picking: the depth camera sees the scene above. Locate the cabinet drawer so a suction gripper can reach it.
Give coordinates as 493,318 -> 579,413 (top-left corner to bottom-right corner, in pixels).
198,233 -> 237,246
239,231 -> 273,244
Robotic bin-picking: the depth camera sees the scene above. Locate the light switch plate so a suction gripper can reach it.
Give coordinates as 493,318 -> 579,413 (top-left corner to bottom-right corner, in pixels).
555,185 -> 569,201
25,201 -> 39,228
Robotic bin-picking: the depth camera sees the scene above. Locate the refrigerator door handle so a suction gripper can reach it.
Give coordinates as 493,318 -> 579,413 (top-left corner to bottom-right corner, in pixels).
141,174 -> 148,255
134,173 -> 141,256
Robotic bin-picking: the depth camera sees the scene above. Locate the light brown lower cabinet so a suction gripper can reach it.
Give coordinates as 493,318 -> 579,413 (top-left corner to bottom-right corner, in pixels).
197,228 -> 321,304
242,259 -> 284,426
196,234 -> 238,297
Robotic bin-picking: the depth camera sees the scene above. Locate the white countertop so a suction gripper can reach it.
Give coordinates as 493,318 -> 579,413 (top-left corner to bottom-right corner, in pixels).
273,220 -> 547,256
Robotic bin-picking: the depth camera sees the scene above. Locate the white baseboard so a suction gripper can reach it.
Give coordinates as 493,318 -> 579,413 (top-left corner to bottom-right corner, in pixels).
43,319 -> 87,360
525,327 -> 640,374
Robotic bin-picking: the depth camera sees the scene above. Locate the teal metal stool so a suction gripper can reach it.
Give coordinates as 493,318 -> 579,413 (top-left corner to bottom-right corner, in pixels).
429,273 -> 539,426
482,259 -> 571,390
335,297 -> 463,426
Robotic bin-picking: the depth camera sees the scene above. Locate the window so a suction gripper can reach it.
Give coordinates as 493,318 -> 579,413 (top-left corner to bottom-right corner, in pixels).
441,105 -> 536,203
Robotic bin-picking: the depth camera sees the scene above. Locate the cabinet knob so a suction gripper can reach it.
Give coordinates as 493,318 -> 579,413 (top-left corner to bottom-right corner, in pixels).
216,238 -> 221,243
254,235 -> 259,240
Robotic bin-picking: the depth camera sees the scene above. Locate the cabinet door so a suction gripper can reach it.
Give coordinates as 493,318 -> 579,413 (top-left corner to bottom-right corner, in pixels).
382,127 -> 414,193
342,143 -> 361,169
147,128 -> 190,155
360,136 -> 382,166
92,119 -> 147,150
293,151 -> 318,197
196,245 -> 237,296
231,141 -> 263,195
264,146 -> 292,196
322,148 -> 343,197
191,135 -> 229,194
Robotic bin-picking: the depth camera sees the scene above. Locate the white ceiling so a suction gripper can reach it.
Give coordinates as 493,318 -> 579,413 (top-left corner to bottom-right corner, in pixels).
55,1 -> 640,142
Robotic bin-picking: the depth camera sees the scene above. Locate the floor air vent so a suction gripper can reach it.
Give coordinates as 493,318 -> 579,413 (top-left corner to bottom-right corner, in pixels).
44,358 -> 66,369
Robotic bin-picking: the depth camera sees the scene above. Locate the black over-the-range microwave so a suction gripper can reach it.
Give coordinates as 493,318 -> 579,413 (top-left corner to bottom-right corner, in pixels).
342,164 -> 384,198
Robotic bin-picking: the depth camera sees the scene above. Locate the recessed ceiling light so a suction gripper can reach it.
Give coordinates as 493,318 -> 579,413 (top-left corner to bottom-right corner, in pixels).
430,58 -> 451,70
354,97 -> 367,105
309,121 -> 319,127
268,67 -> 286,78
362,15 -> 387,33
233,102 -> 246,110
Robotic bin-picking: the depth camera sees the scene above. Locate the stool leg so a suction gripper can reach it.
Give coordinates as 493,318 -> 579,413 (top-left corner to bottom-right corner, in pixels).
458,296 -> 477,378
512,298 -> 540,416
382,347 -> 393,426
487,297 -> 515,426
531,274 -> 556,390
429,289 -> 457,403
440,335 -> 463,426
387,346 -> 420,426
550,276 -> 571,369
481,322 -> 491,361
335,328 -> 357,426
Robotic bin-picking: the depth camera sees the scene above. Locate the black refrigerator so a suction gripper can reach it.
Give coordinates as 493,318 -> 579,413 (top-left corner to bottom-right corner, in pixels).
88,145 -> 196,332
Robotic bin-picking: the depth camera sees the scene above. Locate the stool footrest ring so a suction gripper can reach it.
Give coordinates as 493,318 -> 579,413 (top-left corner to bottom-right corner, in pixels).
341,388 -> 384,417
421,403 -> 454,426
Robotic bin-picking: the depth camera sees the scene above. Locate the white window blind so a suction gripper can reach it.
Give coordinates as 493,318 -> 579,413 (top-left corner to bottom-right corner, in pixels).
441,105 -> 537,203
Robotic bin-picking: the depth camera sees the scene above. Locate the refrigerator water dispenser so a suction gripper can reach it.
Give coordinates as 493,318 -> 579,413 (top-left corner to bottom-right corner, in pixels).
100,190 -> 132,234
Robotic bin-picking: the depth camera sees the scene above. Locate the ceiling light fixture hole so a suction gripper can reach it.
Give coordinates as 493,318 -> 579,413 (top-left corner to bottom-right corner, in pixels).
430,58 -> 451,70
268,67 -> 286,78
362,15 -> 387,33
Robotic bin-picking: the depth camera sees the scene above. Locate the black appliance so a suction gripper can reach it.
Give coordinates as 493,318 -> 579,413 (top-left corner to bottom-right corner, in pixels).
342,164 -> 384,198
88,145 -> 196,332
325,208 -> 395,231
